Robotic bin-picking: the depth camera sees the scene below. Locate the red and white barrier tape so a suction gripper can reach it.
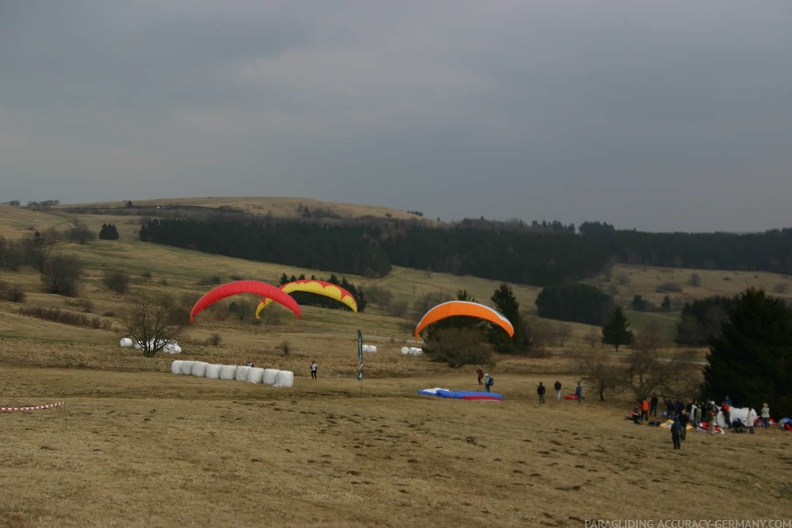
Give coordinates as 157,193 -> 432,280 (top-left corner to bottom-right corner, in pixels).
1,401 -> 65,412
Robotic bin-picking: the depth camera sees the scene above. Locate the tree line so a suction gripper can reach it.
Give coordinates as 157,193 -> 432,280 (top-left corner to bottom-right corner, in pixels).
138,217 -> 792,286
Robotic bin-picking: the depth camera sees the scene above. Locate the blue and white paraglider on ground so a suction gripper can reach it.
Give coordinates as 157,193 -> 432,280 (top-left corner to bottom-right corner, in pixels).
418,387 -> 503,401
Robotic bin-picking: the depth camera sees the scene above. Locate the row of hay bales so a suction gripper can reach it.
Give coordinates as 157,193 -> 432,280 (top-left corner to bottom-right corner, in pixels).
401,347 -> 423,356
171,360 -> 294,387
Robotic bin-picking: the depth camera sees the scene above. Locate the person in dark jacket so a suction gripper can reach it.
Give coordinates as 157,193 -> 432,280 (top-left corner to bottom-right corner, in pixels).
554,380 -> 562,400
671,418 -> 682,449
537,382 -> 546,404
649,394 -> 659,417
678,410 -> 689,440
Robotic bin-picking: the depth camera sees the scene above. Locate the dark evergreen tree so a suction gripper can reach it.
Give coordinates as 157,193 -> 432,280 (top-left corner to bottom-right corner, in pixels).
99,223 -> 120,240
632,294 -> 648,311
535,284 -> 615,325
702,288 -> 792,418
601,306 -> 634,351
489,283 -> 530,353
661,295 -> 672,312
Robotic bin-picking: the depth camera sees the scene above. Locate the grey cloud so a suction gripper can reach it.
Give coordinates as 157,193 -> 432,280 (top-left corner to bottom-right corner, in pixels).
1,0 -> 791,232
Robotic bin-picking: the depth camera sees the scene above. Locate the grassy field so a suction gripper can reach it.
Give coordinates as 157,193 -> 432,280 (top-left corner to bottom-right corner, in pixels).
2,199 -> 792,527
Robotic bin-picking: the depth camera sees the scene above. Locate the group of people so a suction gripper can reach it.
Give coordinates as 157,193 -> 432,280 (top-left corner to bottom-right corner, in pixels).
475,370 -> 585,402
536,380 -> 583,403
628,395 -> 775,449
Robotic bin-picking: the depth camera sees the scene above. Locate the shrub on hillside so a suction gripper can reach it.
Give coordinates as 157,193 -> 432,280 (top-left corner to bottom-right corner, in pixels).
103,270 -> 130,294
424,327 -> 493,368
0,280 -> 25,302
18,306 -> 111,329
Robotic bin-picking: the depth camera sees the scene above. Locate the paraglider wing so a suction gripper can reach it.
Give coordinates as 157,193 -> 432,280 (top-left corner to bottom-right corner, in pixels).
255,279 -> 357,319
191,280 -> 301,322
414,300 -> 514,341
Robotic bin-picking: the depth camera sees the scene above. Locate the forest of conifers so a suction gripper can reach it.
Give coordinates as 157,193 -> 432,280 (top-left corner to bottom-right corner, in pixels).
139,217 -> 792,287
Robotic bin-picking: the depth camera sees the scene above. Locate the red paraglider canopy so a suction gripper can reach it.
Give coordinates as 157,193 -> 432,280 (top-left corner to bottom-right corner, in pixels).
190,280 -> 301,322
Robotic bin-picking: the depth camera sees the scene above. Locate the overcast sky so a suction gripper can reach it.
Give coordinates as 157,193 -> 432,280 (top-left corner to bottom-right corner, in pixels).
2,1 -> 791,232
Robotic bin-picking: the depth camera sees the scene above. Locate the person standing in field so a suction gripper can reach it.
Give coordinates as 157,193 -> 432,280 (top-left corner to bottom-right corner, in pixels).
678,410 -> 689,440
706,406 -> 717,434
575,382 -> 583,403
649,394 -> 658,417
484,373 -> 494,393
477,368 -> 484,385
537,382 -> 546,404
310,361 -> 318,380
671,417 -> 682,449
554,380 -> 562,400
760,403 -> 770,428
640,398 -> 650,422
747,407 -> 758,434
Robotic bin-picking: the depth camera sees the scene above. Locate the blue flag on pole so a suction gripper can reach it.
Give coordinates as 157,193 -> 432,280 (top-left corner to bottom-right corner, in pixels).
357,330 -> 364,381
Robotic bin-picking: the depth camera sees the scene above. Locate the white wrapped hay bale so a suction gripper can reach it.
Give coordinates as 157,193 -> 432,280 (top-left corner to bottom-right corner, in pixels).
274,370 -> 294,388
247,367 -> 264,384
235,366 -> 251,382
366,345 -> 378,353
219,365 -> 236,380
262,369 -> 279,385
179,361 -> 195,375
191,361 -> 208,377
205,364 -> 221,379
171,360 -> 183,375
120,337 -> 134,348
163,341 -> 182,354
409,347 -> 423,356
401,346 -> 410,355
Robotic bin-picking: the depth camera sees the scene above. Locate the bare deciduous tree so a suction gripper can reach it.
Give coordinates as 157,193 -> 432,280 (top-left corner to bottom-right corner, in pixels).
555,323 -> 572,347
585,327 -> 600,348
574,350 -> 626,401
621,322 -> 701,401
122,301 -> 185,357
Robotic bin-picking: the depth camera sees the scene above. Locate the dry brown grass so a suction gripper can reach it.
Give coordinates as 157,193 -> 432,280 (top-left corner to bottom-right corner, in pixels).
3,357 -> 791,528
2,199 -> 792,526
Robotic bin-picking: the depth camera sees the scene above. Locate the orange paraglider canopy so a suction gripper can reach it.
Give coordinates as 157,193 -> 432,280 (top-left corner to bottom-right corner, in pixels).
414,300 -> 514,341
191,280 -> 301,322
255,279 -> 357,318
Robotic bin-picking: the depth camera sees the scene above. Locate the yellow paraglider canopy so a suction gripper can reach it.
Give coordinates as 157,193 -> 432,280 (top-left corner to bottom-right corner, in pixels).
255,279 -> 358,318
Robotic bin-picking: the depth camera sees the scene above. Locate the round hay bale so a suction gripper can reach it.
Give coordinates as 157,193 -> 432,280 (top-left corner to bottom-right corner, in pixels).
163,341 -> 182,354
171,360 -> 183,375
274,370 -> 294,388
247,367 -> 264,384
219,365 -> 236,380
120,337 -> 134,348
191,361 -> 208,377
262,369 -> 279,385
367,345 -> 378,353
235,366 -> 251,382
401,346 -> 409,355
205,364 -> 221,379
179,361 -> 195,375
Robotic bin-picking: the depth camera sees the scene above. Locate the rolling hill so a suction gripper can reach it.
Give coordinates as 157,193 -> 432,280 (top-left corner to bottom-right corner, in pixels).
3,197 -> 792,527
